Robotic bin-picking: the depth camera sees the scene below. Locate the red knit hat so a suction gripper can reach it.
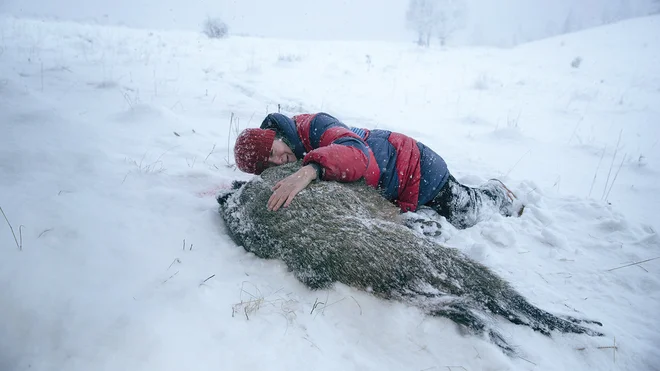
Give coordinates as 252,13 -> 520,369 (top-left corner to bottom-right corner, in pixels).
234,128 -> 276,174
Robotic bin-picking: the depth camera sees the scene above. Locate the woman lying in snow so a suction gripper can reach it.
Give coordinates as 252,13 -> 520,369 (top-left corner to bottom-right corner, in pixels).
233,112 -> 524,228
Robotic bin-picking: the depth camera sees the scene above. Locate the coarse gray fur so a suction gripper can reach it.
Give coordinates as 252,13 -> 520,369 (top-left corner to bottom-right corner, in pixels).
217,162 -> 603,354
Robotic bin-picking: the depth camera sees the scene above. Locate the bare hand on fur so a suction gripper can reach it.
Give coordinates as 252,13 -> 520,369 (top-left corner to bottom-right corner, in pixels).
267,165 -> 318,211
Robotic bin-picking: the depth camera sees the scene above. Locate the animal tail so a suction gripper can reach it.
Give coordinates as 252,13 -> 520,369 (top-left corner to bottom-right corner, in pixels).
483,291 -> 604,337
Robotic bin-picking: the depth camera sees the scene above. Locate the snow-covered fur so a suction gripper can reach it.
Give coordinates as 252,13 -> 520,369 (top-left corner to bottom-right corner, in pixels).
217,162 -> 603,354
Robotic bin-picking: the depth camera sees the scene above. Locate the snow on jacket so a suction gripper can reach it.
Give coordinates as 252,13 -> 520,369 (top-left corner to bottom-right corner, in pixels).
261,112 -> 449,212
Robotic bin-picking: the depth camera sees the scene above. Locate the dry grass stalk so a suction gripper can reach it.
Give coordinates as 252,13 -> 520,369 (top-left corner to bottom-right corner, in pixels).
601,129 -> 623,200
607,257 -> 659,272
1,206 -> 23,250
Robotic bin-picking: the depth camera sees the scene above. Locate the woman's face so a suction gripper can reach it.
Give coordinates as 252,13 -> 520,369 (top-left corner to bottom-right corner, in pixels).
268,139 -> 296,166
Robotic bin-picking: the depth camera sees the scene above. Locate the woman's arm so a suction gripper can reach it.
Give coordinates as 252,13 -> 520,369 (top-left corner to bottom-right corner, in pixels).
295,113 -> 371,182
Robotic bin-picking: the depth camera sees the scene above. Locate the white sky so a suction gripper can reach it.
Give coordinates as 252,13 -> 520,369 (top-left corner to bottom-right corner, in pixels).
1,0 -> 657,44
0,0 -> 411,41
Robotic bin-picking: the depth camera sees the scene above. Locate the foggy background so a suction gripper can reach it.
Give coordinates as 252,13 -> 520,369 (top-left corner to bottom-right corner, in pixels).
1,0 -> 658,46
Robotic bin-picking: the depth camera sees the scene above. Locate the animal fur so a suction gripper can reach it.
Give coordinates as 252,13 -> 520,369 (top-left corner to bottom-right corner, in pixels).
217,162 -> 602,354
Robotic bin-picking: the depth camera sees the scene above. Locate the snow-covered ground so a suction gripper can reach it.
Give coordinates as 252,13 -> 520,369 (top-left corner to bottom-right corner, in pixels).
1,14 -> 659,371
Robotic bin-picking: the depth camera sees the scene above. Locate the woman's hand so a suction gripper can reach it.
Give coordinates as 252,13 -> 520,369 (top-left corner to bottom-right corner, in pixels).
267,165 -> 318,211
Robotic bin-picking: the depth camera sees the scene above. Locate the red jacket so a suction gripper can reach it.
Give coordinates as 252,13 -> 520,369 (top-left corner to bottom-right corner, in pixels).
261,112 -> 448,212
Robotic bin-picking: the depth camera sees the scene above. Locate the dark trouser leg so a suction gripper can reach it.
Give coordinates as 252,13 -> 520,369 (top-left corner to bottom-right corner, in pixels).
426,175 -> 514,229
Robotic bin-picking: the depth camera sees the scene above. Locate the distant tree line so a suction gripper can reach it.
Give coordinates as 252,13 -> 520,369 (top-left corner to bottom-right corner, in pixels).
407,0 -> 660,48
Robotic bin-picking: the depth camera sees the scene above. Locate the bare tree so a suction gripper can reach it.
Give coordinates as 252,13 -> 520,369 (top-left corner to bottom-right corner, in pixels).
406,0 -> 467,47
435,0 -> 467,46
406,0 -> 435,46
202,17 -> 229,39
652,0 -> 660,13
562,9 -> 576,34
